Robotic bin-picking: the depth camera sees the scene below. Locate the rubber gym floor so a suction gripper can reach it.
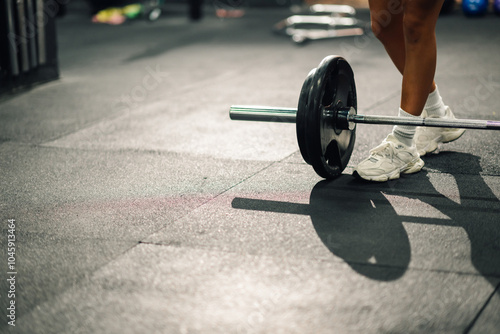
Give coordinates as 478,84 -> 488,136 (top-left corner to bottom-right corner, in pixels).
1,1 -> 499,333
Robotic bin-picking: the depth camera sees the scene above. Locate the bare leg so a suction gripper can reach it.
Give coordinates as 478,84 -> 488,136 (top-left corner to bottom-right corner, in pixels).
369,0 -> 444,116
356,0 -> 458,181
401,0 -> 444,116
368,0 -> 406,74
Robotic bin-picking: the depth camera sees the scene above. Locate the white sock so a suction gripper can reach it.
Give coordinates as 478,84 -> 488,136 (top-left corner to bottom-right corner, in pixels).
424,85 -> 447,117
392,108 -> 418,147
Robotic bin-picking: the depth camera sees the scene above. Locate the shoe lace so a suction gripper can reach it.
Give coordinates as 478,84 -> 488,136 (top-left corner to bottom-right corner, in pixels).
368,142 -> 396,162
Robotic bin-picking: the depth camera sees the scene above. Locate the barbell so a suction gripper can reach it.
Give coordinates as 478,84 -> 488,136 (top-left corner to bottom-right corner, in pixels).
229,56 -> 500,179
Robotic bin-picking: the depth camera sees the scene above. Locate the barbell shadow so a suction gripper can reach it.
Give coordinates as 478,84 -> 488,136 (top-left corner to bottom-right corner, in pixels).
232,176 -> 413,281
231,152 -> 500,285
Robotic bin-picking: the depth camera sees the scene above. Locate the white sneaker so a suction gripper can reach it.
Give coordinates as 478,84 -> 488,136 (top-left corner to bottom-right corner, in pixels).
415,107 -> 466,156
354,134 -> 424,182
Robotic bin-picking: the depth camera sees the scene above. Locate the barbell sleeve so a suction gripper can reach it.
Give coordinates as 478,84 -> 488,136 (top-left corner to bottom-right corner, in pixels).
229,105 -> 500,130
229,105 -> 297,123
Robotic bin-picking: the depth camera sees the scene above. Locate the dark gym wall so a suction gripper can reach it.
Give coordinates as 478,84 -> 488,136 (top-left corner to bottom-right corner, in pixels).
0,0 -> 60,98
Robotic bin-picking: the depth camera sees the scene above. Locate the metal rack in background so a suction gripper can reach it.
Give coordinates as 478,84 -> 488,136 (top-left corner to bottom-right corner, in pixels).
1,0 -> 59,96
274,4 -> 366,44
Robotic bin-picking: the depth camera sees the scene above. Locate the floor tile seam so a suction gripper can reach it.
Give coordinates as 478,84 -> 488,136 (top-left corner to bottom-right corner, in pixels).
30,100 -> 181,147
6,141 -> 282,164
420,168 -> 500,179
35,141 -> 201,157
463,281 -> 500,334
0,77 -> 62,105
344,261 -> 500,282
12,241 -> 141,326
12,244 -> 499,326
132,161 -> 280,250
345,166 -> 500,178
206,160 -> 281,198
36,112 -> 134,146
137,240 -> 350,267
37,52 -> 282,146
297,182 -> 500,203
0,228 -> 140,243
136,240 -> 500,280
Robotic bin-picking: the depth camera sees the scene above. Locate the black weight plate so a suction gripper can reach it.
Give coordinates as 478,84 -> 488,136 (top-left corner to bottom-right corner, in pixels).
296,68 -> 316,165
305,56 -> 357,179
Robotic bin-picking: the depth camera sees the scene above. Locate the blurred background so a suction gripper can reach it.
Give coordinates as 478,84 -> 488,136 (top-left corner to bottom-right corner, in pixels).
2,0 -> 497,99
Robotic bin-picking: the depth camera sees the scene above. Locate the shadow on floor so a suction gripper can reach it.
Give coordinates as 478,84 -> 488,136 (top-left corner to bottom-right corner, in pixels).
232,152 -> 500,288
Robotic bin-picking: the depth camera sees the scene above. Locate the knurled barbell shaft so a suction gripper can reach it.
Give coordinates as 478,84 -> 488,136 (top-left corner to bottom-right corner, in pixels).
229,105 -> 500,130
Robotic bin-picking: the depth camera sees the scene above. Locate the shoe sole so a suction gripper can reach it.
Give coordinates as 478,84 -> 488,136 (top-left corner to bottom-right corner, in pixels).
354,158 -> 424,182
418,128 -> 466,156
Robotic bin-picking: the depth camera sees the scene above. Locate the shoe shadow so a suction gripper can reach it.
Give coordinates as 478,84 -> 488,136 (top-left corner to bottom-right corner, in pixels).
418,152 -> 500,288
231,152 -> 500,286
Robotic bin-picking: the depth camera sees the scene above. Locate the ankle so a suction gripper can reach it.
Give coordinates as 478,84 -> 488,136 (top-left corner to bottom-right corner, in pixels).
425,85 -> 446,117
392,108 -> 417,147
